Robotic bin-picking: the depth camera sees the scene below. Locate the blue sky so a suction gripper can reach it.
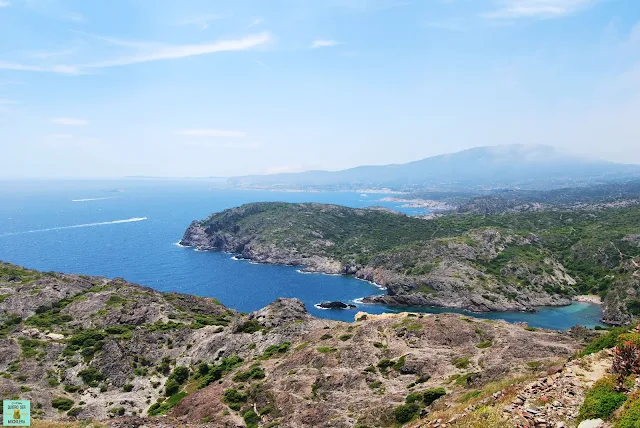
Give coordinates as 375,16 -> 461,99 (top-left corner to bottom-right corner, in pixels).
1,0 -> 639,178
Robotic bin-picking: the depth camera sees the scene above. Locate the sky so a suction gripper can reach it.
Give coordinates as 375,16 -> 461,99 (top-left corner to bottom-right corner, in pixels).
1,0 -> 639,178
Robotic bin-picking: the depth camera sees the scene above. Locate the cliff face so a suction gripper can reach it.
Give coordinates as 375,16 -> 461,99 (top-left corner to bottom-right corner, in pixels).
0,262 -> 583,427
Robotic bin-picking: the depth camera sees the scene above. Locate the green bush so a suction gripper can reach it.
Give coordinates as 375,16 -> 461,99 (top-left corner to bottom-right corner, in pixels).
339,334 -> 352,341
243,409 -> 260,428
579,327 -> 628,357
170,366 -> 190,385
233,365 -> 265,382
234,320 -> 262,334
578,376 -> 627,422
454,356 -> 470,369
147,392 -> 187,416
422,387 -> 446,405
261,342 -> 291,359
199,356 -> 244,389
77,368 -> 105,386
223,388 -> 247,410
123,383 -> 134,392
51,397 -> 74,411
317,346 -> 337,353
476,340 -> 492,349
394,403 -> 420,424
164,378 -> 180,396
66,407 -> 83,417
615,392 -> 640,428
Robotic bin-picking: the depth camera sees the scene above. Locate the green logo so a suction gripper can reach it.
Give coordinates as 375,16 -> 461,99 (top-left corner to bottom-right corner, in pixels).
3,400 -> 30,426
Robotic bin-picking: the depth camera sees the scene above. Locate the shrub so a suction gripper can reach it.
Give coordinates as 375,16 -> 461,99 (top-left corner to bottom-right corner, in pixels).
77,367 -> 105,386
339,334 -> 352,341
615,392 -> 640,428
123,383 -> 134,392
612,340 -> 640,389
147,392 -> 187,416
394,403 -> 420,424
320,334 -> 332,340
243,409 -> 260,428
578,376 -> 627,422
51,397 -> 74,411
223,388 -> 247,410
170,366 -> 190,385
261,342 -> 291,359
233,365 -> 265,382
422,387 -> 446,405
377,359 -> 395,369
63,385 -> 81,393
579,327 -> 628,357
476,340 -> 492,349
234,320 -> 262,334
317,346 -> 337,353
454,356 -> 470,369
164,378 -> 180,396
368,380 -> 382,389
199,356 -> 244,389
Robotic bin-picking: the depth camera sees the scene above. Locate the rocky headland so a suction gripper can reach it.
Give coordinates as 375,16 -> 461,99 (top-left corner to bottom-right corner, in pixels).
180,203 -> 640,323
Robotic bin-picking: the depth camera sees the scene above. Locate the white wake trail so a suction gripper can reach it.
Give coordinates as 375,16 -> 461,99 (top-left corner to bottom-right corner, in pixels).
1,217 -> 148,236
72,197 -> 119,202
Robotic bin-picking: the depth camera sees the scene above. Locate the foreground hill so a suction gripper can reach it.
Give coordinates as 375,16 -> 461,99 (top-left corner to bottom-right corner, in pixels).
0,262 -> 586,427
181,203 -> 640,324
227,145 -> 640,191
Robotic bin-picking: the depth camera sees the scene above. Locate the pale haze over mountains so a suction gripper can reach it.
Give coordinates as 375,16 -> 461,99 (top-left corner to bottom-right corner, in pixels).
229,144 -> 640,190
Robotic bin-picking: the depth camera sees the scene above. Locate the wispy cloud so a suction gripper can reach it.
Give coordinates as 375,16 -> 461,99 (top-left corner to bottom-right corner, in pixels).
248,17 -> 264,28
484,0 -> 598,19
311,39 -> 342,49
0,1 -> 11,7
26,48 -> 78,60
175,129 -> 247,138
51,117 -> 88,126
0,32 -> 272,74
0,98 -> 18,105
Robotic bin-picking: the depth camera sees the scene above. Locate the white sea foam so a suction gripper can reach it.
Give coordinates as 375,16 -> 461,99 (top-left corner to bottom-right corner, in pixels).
1,217 -> 148,236
174,242 -> 190,248
355,277 -> 387,290
314,304 -> 331,310
72,197 -> 119,202
295,269 -> 341,276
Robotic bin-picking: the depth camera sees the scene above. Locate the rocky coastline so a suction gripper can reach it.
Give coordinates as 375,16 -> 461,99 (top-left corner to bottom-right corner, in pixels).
180,218 -> 576,314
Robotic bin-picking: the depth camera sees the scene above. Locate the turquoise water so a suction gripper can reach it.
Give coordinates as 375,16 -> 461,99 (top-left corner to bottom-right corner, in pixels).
0,179 -> 602,329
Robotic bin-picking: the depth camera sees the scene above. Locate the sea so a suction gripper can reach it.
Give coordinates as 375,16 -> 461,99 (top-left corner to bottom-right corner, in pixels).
0,179 -> 603,330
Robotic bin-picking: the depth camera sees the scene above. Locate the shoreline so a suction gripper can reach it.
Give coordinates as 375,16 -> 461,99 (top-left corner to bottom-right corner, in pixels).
573,295 -> 603,304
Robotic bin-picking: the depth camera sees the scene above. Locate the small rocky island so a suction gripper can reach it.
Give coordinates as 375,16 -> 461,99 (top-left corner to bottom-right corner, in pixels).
316,301 -> 357,309
180,202 -> 640,324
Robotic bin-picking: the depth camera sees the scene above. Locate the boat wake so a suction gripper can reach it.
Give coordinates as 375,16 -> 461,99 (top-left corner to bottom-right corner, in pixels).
1,217 -> 148,236
72,197 -> 119,202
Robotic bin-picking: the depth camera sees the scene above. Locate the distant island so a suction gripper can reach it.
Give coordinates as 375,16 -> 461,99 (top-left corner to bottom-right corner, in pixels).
181,202 -> 640,325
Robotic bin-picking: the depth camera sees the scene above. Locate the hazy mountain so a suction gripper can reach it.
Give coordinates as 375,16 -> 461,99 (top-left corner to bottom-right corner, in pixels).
228,144 -> 640,191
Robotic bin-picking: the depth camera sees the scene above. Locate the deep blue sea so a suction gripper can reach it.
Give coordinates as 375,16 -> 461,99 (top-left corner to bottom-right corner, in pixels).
0,179 -> 602,329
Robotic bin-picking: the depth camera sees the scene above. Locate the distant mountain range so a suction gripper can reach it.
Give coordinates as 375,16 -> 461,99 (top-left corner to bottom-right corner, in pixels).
228,144 -> 640,191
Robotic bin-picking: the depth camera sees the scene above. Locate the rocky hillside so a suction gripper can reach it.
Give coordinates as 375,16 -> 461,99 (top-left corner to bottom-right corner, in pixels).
0,262 -> 589,427
180,203 -> 640,323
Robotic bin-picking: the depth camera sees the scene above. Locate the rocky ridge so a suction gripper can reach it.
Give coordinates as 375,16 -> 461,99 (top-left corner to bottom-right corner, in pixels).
0,261 -> 589,427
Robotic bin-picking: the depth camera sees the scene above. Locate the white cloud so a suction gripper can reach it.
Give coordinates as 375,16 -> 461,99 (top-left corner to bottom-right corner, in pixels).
0,1 -> 10,7
484,0 -> 597,19
311,39 -> 342,49
51,117 -> 88,126
175,129 -> 247,138
0,32 -> 272,74
84,32 -> 272,69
